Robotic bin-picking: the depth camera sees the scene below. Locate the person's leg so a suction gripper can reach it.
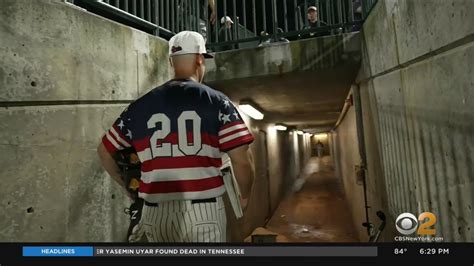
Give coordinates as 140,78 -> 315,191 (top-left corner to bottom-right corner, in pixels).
217,197 -> 227,242
186,197 -> 227,242
142,201 -> 186,242
143,198 -> 227,242
142,204 -> 163,242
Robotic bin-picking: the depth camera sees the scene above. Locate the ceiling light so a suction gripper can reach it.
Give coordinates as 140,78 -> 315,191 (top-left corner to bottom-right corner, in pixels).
274,124 -> 287,131
315,133 -> 328,138
238,101 -> 264,120
297,130 -> 304,135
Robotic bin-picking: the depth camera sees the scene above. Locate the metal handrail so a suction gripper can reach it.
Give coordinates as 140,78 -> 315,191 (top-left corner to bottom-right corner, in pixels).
69,0 -> 378,51
208,20 -> 362,48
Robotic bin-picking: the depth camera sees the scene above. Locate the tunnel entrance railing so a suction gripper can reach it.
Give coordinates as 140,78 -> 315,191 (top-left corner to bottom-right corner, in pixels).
68,0 -> 377,52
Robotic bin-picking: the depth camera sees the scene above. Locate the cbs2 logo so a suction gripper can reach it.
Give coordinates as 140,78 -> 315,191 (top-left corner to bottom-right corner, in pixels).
396,212 -> 437,235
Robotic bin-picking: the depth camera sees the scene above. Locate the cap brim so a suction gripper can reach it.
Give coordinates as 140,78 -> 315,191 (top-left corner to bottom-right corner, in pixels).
203,53 -> 214,59
169,52 -> 214,59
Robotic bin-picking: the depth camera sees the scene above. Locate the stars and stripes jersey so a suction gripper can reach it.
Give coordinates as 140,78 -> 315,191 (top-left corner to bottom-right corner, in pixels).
101,79 -> 254,202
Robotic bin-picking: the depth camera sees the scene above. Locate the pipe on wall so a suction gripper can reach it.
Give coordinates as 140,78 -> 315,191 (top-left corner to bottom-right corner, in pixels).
333,90 -> 353,130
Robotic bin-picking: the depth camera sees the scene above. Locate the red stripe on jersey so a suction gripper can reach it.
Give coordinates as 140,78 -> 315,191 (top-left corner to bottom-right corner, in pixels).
141,156 -> 222,172
139,175 -> 224,194
219,121 -> 243,131
219,126 -> 249,139
133,132 -> 219,152
201,133 -> 219,148
102,134 -> 118,153
220,134 -> 254,151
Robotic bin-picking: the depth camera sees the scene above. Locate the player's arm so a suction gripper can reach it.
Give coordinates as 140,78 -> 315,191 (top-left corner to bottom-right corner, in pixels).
217,96 -> 256,209
98,115 -> 134,198
97,143 -> 129,195
227,144 -> 255,208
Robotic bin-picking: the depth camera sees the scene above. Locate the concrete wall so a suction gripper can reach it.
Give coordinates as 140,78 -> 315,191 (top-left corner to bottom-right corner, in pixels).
330,99 -> 396,242
225,115 -> 313,241
205,32 -> 362,83
0,0 -> 312,242
0,0 -> 171,242
333,0 -> 474,242
331,106 -> 369,242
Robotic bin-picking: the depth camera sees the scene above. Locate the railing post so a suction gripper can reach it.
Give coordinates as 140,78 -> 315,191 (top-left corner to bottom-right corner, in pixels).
342,0 -> 347,25
223,0 -> 228,41
349,0 -> 354,22
252,0 -> 257,35
262,0 -> 267,33
316,0 -> 320,27
132,0 -> 137,16
304,0 -> 308,28
177,0 -> 181,32
214,0 -> 219,44
205,0 -> 210,43
197,0 -> 201,35
271,0 -> 278,41
176,0 -> 181,31
297,6 -> 303,29
232,0 -> 237,41
171,0 -> 175,32
166,0 -> 170,30
293,0 -> 298,30
160,0 -> 164,28
236,16 -> 240,45
147,0 -> 151,21
191,0 -> 195,32
183,0 -> 187,31
242,0 -> 247,38
283,0 -> 288,32
337,0 -> 343,25
196,0 -> 199,32
154,0 -> 159,31
325,0 -> 330,26
139,0 -> 144,19
123,0 -> 128,13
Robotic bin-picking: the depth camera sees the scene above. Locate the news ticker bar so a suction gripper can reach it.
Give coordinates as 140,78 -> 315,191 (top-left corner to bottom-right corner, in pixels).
22,246 -> 377,257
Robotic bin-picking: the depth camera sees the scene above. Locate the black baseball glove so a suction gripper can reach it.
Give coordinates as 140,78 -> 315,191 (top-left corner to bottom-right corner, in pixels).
113,147 -> 146,242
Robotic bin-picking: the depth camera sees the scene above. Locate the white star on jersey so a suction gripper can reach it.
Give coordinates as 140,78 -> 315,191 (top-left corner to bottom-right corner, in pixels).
223,99 -> 230,108
233,111 -> 239,119
218,110 -> 224,121
221,114 -> 231,124
126,129 -> 132,139
118,120 -> 125,129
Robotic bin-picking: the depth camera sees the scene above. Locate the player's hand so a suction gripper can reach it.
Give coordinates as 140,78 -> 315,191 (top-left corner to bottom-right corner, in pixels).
122,187 -> 134,200
210,11 -> 217,25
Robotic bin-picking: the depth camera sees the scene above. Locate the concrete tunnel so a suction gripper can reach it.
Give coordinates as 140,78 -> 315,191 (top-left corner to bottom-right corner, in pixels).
0,0 -> 473,243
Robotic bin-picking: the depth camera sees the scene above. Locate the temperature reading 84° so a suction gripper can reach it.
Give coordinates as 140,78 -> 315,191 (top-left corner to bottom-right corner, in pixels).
394,248 -> 407,255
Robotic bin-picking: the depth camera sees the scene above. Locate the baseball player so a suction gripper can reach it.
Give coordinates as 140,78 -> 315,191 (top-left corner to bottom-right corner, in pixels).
97,31 -> 255,242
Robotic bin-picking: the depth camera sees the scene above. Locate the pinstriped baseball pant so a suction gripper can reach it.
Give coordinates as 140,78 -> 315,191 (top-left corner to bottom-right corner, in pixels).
141,197 -> 227,242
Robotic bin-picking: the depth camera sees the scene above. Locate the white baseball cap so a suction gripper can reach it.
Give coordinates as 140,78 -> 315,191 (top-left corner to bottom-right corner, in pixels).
168,31 -> 213,58
220,16 -> 234,24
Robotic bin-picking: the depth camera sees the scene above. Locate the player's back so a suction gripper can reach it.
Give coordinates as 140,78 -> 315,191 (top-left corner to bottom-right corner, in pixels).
126,79 -> 227,202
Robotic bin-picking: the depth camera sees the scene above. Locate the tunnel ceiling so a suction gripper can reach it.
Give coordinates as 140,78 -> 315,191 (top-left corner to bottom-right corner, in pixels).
207,62 -> 359,132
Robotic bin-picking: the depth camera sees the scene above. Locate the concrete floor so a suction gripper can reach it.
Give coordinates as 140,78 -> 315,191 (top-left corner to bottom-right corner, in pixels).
265,156 -> 360,242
